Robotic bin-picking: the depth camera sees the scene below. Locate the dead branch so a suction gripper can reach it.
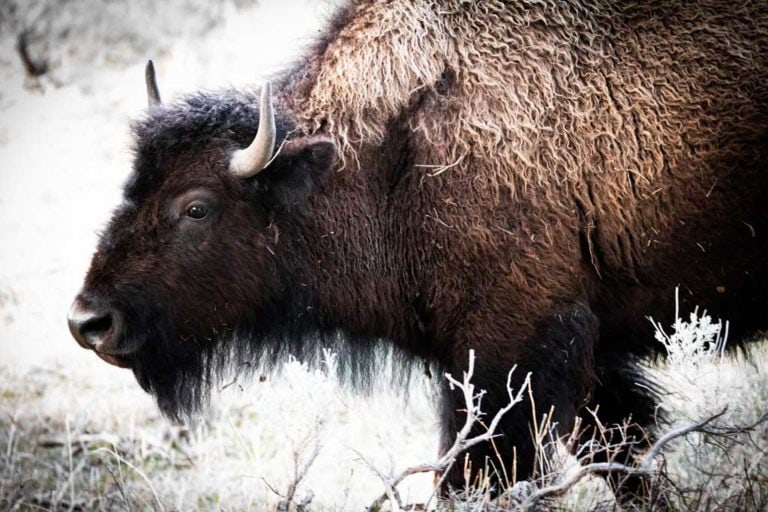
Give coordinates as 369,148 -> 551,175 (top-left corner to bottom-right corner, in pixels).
365,349 -> 532,511
520,407 -> 735,509
280,426 -> 322,510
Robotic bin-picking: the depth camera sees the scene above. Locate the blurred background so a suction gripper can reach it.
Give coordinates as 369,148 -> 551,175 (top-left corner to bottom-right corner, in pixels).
0,1 -> 439,509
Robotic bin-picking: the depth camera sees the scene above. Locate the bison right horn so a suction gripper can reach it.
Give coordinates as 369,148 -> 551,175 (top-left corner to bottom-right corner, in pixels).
145,60 -> 161,107
230,82 -> 276,178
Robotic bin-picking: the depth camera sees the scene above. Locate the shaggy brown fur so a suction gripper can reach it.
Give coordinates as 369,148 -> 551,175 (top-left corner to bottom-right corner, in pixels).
70,0 -> 768,501
281,1 -> 768,492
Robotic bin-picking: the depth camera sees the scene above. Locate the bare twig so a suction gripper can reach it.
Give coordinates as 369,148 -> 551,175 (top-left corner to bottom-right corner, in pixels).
365,349 -> 532,511
263,417 -> 324,511
105,464 -> 134,512
38,433 -> 122,449
94,447 -> 165,512
520,408 -> 733,509
282,425 -> 322,508
67,417 -> 75,508
353,453 -> 404,510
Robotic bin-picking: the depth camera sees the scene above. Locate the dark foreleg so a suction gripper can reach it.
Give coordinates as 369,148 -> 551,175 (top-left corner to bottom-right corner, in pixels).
576,354 -> 663,505
439,303 -> 599,493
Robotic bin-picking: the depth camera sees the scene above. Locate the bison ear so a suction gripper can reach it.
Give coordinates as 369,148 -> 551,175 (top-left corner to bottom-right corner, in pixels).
253,136 -> 337,208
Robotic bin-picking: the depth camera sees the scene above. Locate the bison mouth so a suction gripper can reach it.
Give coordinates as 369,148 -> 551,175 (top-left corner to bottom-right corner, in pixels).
93,350 -> 134,368
68,294 -> 221,418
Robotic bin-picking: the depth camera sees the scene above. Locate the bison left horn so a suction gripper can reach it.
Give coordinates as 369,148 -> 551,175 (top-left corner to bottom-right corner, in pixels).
230,81 -> 276,178
145,60 -> 161,107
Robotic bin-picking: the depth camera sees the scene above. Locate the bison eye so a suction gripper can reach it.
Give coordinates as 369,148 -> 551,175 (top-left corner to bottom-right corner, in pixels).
186,204 -> 208,220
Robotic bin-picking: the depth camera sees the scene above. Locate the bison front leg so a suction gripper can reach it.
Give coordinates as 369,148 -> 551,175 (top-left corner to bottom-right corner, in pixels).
576,353 -> 663,506
438,302 -> 599,494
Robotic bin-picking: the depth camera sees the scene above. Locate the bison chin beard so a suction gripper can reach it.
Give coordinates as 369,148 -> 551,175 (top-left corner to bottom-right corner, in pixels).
132,349 -> 211,421
127,303 -> 309,421
130,325 -> 235,421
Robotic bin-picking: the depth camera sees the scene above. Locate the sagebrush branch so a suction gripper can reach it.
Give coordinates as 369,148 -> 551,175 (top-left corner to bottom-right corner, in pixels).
365,349 -> 532,511
520,407 -> 734,508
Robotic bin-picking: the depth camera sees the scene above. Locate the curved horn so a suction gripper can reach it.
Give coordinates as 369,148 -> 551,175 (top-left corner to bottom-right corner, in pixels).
145,60 -> 161,107
230,82 -> 276,178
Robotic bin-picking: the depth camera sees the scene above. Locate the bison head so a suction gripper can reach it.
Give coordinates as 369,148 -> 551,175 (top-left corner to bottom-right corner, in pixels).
67,63 -> 337,418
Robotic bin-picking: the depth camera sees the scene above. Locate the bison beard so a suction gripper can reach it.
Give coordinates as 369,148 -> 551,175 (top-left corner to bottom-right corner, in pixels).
68,0 -> 768,503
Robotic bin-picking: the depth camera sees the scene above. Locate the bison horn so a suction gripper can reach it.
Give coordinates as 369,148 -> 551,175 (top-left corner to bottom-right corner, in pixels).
145,60 -> 161,107
230,82 -> 276,178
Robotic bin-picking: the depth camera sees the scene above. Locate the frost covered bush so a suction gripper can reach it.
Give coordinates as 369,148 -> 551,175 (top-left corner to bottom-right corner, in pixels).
648,288 -> 728,368
646,289 -> 768,511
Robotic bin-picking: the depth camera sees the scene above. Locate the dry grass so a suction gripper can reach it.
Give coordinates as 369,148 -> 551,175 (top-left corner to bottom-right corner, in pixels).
3,333 -> 767,511
0,355 -> 437,511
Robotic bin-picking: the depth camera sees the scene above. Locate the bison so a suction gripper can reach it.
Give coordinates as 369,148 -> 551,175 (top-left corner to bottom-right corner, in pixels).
68,0 -> 768,499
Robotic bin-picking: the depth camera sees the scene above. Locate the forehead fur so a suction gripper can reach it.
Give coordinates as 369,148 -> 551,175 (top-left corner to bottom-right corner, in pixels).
126,90 -> 287,200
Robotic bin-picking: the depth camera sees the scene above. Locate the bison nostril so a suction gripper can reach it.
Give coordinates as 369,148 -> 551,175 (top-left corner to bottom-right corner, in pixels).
68,298 -> 121,352
67,297 -> 135,366
80,313 -> 113,344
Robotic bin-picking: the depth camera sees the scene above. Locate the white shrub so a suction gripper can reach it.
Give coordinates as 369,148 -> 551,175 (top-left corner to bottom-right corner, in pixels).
648,287 -> 728,368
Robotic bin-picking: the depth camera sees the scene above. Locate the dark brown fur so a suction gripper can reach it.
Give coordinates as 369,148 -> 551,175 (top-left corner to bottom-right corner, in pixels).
71,0 -> 768,499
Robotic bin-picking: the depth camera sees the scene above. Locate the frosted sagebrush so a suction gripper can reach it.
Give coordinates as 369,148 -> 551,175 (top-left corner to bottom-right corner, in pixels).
648,288 -> 729,368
